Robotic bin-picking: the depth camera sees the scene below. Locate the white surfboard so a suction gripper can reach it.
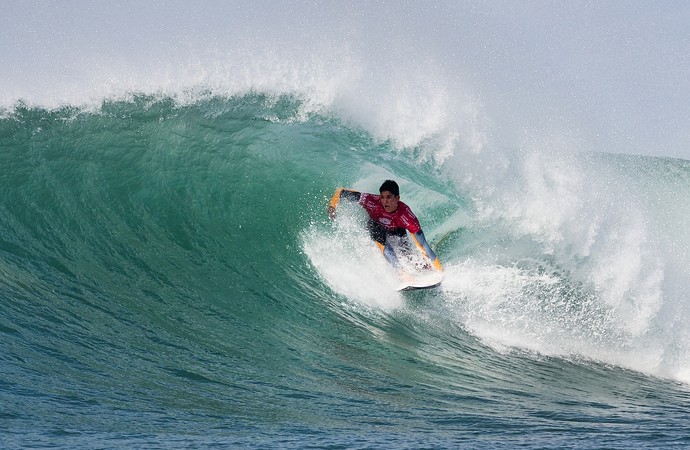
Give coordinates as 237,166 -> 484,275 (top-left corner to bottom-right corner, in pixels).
397,269 -> 444,291
385,234 -> 444,292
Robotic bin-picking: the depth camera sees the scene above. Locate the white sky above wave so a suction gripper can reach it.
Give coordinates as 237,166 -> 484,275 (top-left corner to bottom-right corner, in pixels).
1,0 -> 688,159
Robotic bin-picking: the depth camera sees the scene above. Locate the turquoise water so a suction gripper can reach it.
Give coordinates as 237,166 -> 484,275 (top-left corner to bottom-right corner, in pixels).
1,94 -> 689,448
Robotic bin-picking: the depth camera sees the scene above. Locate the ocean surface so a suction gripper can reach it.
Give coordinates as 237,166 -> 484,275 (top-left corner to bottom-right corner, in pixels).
2,2 -> 690,449
1,93 -> 689,449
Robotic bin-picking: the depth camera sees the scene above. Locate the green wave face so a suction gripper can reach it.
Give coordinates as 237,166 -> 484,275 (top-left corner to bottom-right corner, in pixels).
1,94 -> 689,447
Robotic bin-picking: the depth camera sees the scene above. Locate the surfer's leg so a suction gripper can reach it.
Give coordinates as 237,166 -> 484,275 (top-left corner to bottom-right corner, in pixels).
386,228 -> 411,263
367,219 -> 401,268
366,219 -> 387,245
394,232 -> 413,258
382,241 -> 401,268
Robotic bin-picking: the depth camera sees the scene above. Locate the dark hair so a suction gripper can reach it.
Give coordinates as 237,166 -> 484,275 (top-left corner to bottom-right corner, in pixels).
379,179 -> 399,197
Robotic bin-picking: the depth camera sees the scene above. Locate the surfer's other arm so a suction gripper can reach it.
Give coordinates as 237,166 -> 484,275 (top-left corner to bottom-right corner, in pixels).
327,187 -> 361,219
412,231 -> 443,272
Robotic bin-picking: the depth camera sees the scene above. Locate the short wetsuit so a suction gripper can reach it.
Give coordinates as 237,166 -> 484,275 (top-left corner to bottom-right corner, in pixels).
330,189 -> 420,243
329,187 -> 441,271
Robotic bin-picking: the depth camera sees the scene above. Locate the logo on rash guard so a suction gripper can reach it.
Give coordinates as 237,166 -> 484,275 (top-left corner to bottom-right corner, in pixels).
379,218 -> 392,226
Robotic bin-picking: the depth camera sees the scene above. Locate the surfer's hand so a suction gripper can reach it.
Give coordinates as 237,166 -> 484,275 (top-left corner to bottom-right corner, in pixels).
327,206 -> 336,220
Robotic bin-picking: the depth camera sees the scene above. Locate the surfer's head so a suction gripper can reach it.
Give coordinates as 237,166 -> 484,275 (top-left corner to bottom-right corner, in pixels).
379,179 -> 400,197
379,180 -> 400,213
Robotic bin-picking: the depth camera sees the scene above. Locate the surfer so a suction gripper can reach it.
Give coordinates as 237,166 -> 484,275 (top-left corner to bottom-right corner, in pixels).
327,180 -> 442,272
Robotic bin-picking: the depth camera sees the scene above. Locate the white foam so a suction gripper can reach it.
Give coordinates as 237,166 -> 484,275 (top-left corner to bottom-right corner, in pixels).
440,148 -> 690,383
301,210 -> 403,312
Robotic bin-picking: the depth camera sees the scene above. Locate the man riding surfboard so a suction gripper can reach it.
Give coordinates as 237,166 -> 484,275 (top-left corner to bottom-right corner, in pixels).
328,180 -> 442,272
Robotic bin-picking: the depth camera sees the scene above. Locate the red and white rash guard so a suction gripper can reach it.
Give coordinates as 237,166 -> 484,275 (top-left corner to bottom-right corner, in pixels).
357,193 -> 421,234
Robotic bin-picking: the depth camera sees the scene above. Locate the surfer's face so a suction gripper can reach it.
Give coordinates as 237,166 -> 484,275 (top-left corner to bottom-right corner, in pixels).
380,191 -> 400,213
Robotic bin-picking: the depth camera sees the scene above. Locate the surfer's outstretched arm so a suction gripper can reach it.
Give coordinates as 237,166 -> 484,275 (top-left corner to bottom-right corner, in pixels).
327,187 -> 361,219
379,241 -> 401,269
412,231 -> 443,272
